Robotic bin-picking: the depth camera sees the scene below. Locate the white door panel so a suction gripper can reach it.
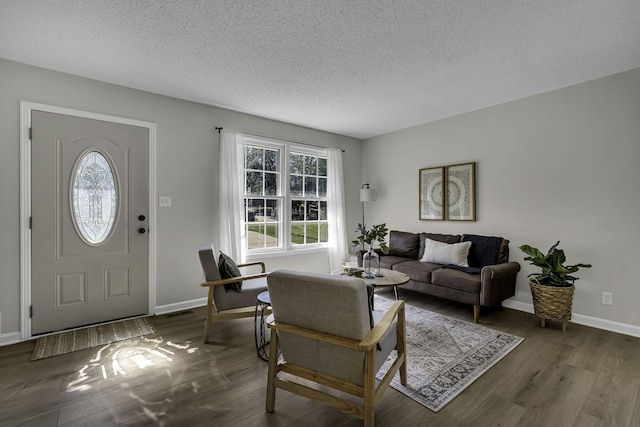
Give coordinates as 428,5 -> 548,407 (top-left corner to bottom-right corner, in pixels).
31,111 -> 149,335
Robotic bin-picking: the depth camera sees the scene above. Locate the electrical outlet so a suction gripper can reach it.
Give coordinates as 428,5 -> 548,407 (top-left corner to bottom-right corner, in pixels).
602,292 -> 613,306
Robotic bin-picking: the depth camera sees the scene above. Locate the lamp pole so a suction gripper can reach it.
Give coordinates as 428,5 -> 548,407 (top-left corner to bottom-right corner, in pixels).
359,183 -> 377,250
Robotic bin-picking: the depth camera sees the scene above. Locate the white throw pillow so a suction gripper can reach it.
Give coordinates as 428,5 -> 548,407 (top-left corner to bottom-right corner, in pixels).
420,238 -> 471,267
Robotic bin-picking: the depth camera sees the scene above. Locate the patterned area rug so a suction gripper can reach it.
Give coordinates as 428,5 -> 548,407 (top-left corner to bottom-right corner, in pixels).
31,317 -> 155,361
375,296 -> 523,412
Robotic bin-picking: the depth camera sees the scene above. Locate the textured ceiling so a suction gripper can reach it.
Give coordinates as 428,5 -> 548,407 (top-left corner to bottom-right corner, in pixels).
1,1 -> 640,139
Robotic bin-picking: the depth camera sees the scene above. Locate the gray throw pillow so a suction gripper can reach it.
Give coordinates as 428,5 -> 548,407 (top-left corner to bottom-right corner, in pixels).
389,231 -> 420,259
218,252 -> 243,292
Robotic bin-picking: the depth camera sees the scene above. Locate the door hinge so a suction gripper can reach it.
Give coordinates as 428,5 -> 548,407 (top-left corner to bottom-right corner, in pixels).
29,127 -> 32,140
29,305 -> 33,318
29,217 -> 32,229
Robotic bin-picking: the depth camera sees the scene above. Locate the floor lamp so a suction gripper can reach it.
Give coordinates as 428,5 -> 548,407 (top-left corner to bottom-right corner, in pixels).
359,183 -> 377,248
360,183 -> 378,276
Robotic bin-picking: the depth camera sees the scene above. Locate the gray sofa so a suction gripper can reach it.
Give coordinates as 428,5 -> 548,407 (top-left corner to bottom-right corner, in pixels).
357,230 -> 520,322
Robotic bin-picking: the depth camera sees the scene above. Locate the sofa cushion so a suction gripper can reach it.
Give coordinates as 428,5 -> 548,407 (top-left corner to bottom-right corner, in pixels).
378,255 -> 413,270
420,238 -> 471,267
462,234 -> 504,268
392,260 -> 441,283
389,230 -> 420,259
497,239 -> 510,264
431,268 -> 481,293
419,233 -> 461,259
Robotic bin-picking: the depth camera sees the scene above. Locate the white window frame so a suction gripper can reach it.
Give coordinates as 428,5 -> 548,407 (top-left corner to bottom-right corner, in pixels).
242,135 -> 329,255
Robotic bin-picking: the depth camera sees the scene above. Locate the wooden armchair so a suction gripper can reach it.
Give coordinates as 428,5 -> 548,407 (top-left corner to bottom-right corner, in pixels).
198,243 -> 269,343
265,269 -> 406,427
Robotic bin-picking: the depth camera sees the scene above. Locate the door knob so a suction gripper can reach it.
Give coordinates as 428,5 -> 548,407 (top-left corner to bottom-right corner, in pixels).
138,227 -> 146,234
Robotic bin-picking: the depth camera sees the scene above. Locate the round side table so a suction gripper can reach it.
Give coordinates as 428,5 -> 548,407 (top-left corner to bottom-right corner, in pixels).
254,291 -> 271,361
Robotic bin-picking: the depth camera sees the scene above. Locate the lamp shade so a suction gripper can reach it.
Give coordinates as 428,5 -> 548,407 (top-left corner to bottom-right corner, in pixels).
360,187 -> 377,202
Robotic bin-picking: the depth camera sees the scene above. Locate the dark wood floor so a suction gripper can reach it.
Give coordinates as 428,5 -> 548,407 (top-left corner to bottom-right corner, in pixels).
1,288 -> 639,426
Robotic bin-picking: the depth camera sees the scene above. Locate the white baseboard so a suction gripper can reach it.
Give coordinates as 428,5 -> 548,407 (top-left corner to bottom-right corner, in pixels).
2,297 -> 637,347
154,297 -> 207,316
502,299 -> 640,338
0,332 -> 22,347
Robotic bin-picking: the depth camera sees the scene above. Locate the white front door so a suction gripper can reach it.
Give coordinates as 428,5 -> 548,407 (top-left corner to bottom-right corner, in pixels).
31,110 -> 150,335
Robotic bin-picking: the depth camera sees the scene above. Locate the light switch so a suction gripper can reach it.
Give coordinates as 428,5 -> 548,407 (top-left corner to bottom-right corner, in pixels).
159,196 -> 172,207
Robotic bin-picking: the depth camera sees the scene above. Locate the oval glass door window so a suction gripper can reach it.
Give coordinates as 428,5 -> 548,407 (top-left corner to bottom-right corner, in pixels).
71,150 -> 118,245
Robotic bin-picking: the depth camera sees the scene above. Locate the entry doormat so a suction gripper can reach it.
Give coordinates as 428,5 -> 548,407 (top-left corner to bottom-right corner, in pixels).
374,296 -> 523,412
31,317 -> 155,361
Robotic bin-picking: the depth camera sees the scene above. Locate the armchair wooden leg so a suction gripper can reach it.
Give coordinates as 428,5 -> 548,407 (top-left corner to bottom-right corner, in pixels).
266,329 -> 279,413
397,305 -> 407,386
473,305 -> 480,323
363,350 -> 376,427
204,288 -> 214,343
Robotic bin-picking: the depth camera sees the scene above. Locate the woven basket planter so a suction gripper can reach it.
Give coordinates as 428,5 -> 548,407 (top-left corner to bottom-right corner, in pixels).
529,278 -> 575,332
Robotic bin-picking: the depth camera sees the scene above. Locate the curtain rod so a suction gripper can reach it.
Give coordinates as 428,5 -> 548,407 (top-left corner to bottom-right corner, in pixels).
215,127 -> 345,153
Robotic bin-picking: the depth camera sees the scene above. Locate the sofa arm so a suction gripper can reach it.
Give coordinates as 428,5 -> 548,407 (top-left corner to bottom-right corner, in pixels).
482,262 -> 521,279
479,262 -> 521,307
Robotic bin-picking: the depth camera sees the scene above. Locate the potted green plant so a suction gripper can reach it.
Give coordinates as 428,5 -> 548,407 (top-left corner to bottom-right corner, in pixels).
352,223 -> 389,278
352,223 -> 389,253
519,241 -> 591,332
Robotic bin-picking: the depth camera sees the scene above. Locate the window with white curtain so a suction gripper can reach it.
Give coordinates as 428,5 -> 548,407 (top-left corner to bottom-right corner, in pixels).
243,135 -> 329,253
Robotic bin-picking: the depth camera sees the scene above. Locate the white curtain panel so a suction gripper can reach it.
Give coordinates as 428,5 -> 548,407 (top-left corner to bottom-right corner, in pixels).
218,129 -> 246,263
327,148 -> 348,272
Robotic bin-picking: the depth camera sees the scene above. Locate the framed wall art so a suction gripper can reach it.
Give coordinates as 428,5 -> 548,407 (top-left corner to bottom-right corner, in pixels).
446,162 -> 476,221
418,166 -> 445,220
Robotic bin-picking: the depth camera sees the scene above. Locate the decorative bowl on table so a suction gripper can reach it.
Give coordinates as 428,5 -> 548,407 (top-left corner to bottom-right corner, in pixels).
341,267 -> 364,278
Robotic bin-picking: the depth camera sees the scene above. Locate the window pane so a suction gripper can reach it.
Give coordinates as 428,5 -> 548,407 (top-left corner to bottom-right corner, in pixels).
304,176 -> 317,196
72,150 -> 117,245
265,224 -> 279,247
320,223 -> 328,243
291,223 -> 304,245
290,153 -> 303,174
290,175 -> 303,196
291,200 -> 305,221
247,224 -> 265,249
306,201 -> 318,220
246,171 -> 263,196
318,177 -> 327,197
246,198 -> 264,222
305,223 -> 319,244
319,201 -> 327,220
265,149 -> 278,172
246,146 -> 263,170
265,172 -> 277,196
266,199 -> 279,221
318,157 -> 327,176
304,156 -> 317,175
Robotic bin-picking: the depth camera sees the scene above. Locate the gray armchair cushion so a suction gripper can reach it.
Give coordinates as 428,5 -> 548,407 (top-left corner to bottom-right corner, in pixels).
267,270 -> 388,386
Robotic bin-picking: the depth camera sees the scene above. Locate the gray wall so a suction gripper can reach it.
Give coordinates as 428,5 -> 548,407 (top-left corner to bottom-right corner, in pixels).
364,67 -> 640,333
2,57 -> 638,341
0,58 -> 363,342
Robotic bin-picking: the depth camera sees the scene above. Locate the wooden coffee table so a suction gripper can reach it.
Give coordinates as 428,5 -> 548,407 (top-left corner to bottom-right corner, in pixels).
361,268 -> 409,300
